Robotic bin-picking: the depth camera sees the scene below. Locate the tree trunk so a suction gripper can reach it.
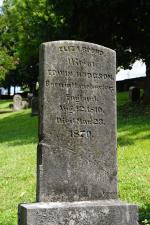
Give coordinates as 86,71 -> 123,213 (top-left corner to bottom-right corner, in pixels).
143,58 -> 150,104
29,83 -> 37,96
7,86 -> 10,96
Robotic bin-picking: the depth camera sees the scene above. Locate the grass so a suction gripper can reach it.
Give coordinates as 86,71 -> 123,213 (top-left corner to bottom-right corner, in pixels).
0,95 -> 150,225
0,100 -> 12,109
117,92 -> 150,225
0,100 -> 38,225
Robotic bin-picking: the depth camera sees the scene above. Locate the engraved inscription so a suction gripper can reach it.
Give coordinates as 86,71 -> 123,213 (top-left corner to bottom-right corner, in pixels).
70,130 -> 92,138
45,81 -> 114,92
60,105 -> 104,114
59,45 -> 104,55
47,69 -> 114,81
66,94 -> 98,103
48,69 -> 73,77
67,57 -> 95,67
76,72 -> 114,80
56,117 -> 105,125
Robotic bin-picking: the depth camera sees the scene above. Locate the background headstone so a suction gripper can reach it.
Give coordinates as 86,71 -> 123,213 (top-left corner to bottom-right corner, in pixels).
18,41 -> 138,225
22,100 -> 29,109
13,94 -> 23,111
129,86 -> 140,103
13,94 -> 29,111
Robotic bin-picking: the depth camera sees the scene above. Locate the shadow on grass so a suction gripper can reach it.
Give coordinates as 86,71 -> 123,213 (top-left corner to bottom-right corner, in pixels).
0,111 -> 38,146
117,103 -> 150,147
117,136 -> 134,146
139,204 -> 150,225
117,102 -> 150,223
0,110 -> 13,114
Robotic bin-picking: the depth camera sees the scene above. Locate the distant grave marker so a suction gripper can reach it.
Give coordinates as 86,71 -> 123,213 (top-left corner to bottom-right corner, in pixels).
129,86 -> 140,103
13,94 -> 23,111
13,94 -> 29,111
18,41 -> 138,225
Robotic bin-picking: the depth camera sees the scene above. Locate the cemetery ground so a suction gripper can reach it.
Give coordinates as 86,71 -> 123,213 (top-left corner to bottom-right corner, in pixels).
0,92 -> 149,225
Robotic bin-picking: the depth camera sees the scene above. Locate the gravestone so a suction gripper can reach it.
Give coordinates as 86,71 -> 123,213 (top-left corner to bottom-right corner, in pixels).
13,94 -> 29,111
18,41 -> 138,225
22,100 -> 29,109
13,94 -> 23,111
31,96 -> 39,116
129,86 -> 140,103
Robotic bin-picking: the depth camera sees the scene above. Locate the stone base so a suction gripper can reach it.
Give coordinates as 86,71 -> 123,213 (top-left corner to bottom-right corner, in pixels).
18,200 -> 138,225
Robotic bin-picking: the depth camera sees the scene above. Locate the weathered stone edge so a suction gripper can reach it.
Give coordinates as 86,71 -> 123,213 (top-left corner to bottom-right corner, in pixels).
40,40 -> 116,54
19,200 -> 138,209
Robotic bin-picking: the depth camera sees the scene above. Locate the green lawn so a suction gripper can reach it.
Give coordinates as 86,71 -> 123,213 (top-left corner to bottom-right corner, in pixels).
0,94 -> 150,225
0,101 -> 38,225
117,92 -> 150,225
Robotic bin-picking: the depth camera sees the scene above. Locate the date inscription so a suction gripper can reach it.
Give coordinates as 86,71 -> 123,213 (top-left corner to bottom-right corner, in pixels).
60,105 -> 104,114
70,130 -> 92,138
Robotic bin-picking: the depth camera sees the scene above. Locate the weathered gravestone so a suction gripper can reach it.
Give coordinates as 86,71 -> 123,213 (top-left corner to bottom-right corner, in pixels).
13,94 -> 23,111
129,86 -> 140,103
31,96 -> 39,116
13,94 -> 29,111
18,41 -> 138,225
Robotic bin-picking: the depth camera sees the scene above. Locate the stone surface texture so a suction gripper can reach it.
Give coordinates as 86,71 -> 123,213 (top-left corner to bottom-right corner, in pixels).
37,40 -> 117,202
18,200 -> 138,225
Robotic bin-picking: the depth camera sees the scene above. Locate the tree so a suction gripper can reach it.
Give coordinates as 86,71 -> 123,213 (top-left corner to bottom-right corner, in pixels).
1,0 -> 63,92
1,0 -> 150,102
0,46 -> 17,84
50,0 -> 150,103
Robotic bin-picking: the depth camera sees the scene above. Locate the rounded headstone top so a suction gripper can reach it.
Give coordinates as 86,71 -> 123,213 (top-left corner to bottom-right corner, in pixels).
40,40 -> 116,55
13,94 -> 22,102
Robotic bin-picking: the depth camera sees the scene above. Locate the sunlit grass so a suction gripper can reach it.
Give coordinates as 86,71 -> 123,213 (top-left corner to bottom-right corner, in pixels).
0,94 -> 150,225
117,92 -> 150,224
0,106 -> 38,225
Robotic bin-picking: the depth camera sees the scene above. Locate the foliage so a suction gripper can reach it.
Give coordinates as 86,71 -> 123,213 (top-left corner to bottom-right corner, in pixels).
0,0 -> 63,91
49,0 -> 150,64
50,0 -> 150,103
1,0 -> 150,100
0,46 -> 16,84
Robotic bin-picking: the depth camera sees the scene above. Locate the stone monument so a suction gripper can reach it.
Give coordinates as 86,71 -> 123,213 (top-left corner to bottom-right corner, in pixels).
18,41 -> 138,225
13,94 -> 23,111
129,86 -> 140,103
13,94 -> 29,111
